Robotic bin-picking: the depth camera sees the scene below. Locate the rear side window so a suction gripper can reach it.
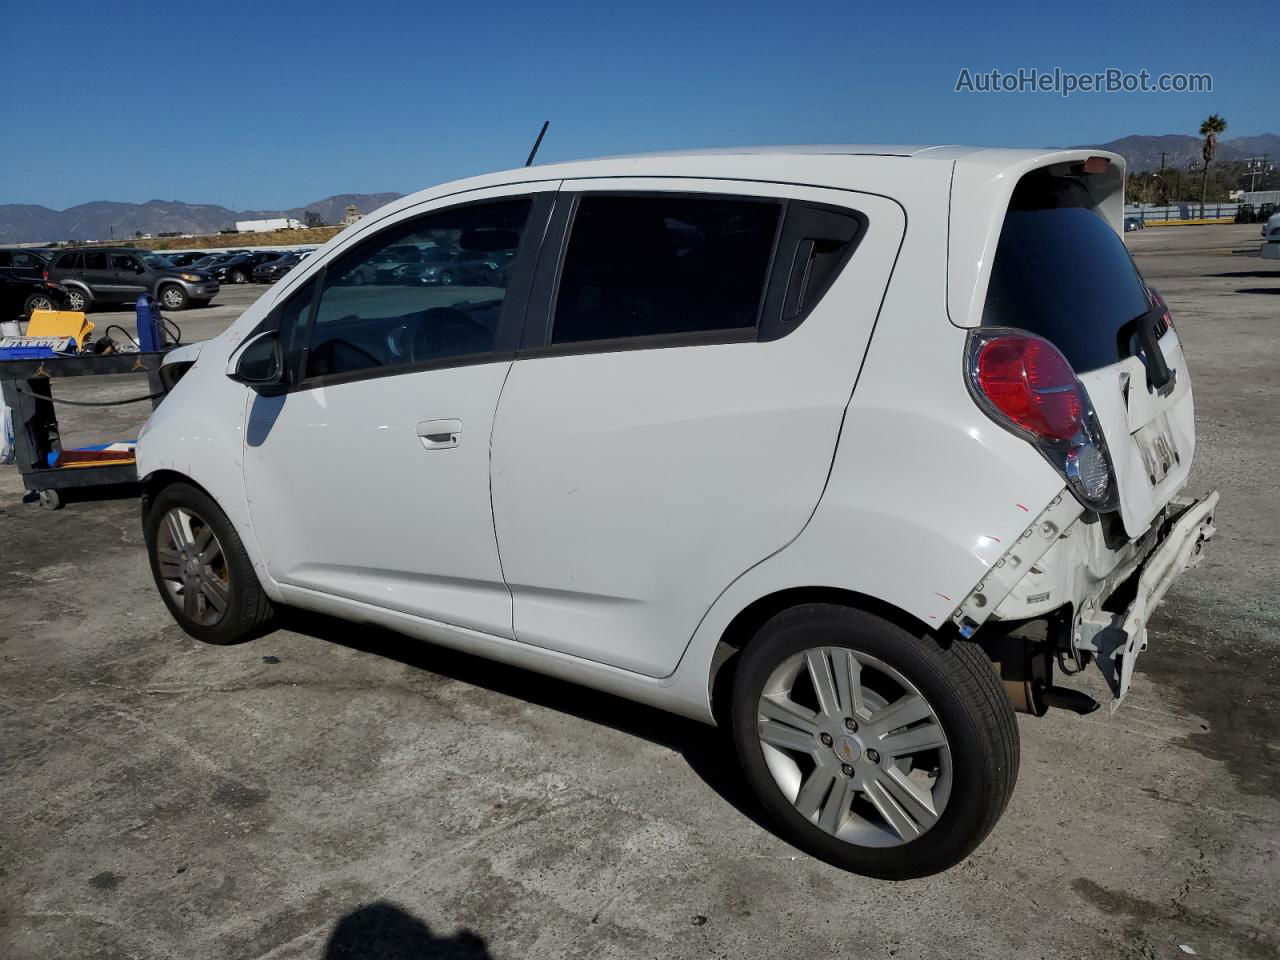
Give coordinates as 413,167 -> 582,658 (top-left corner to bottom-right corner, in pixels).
55,252 -> 81,269
552,195 -> 781,345
83,252 -> 107,270
983,205 -> 1152,373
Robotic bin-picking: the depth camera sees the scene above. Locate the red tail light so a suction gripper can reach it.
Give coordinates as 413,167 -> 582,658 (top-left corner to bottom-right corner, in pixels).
973,334 -> 1082,442
1148,287 -> 1174,334
42,268 -> 49,280
967,328 -> 1118,510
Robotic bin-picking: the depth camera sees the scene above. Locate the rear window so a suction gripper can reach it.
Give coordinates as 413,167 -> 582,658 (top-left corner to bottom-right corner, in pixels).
982,206 -> 1152,373
552,195 -> 781,346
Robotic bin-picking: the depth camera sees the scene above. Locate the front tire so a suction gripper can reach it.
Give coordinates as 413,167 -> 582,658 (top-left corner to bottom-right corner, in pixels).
158,284 -> 188,310
144,482 -> 274,644
24,292 -> 56,317
730,603 -> 1018,879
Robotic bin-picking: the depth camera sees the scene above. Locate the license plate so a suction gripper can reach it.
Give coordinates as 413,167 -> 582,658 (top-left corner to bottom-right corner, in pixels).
1133,412 -> 1179,486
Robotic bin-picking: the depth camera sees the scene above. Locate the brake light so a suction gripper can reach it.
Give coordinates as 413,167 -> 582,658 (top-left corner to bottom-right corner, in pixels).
974,335 -> 1082,442
1148,287 -> 1174,334
42,268 -> 49,280
967,328 -> 1118,510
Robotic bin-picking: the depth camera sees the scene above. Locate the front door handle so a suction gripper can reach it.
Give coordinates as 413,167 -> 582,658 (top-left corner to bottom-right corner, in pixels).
416,418 -> 462,450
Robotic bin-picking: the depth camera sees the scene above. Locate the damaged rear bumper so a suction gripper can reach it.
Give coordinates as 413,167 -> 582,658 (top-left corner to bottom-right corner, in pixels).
952,490 -> 1219,709
1074,492 -> 1218,708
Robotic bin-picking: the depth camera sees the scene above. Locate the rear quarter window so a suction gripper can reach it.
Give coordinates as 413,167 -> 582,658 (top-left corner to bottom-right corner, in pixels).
982,206 -> 1152,373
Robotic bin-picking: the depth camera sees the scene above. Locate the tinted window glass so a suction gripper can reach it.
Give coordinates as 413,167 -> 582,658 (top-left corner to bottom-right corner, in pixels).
55,252 -> 80,269
111,254 -> 139,271
0,253 -> 11,267
305,198 -> 531,379
83,252 -> 108,270
14,252 -> 41,268
982,207 -> 1152,373
552,195 -> 781,345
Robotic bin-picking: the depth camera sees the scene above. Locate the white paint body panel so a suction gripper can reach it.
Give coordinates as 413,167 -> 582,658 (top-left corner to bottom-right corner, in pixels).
136,144 -> 1203,726
491,180 -> 906,677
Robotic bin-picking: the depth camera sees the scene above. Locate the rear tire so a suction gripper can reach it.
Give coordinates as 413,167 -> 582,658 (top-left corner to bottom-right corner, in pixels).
64,287 -> 91,312
144,482 -> 274,644
730,603 -> 1018,879
158,284 -> 188,310
230,269 -> 248,284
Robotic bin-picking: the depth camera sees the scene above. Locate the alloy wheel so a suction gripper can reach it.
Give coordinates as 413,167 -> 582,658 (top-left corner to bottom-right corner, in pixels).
27,296 -> 54,313
162,287 -> 184,308
155,507 -> 231,626
67,290 -> 88,311
756,647 -> 953,847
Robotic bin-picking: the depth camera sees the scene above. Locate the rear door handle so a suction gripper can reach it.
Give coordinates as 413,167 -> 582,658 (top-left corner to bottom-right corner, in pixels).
416,418 -> 462,450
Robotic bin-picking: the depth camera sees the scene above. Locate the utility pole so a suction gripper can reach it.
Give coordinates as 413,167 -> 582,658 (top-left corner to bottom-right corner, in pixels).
1158,152 -> 1168,204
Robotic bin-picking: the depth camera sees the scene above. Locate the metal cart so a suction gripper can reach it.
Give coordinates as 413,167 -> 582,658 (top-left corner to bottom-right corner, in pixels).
0,352 -> 167,510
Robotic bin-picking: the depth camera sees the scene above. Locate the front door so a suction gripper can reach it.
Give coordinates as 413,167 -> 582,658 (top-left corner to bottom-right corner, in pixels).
109,253 -> 149,301
241,185 -> 554,636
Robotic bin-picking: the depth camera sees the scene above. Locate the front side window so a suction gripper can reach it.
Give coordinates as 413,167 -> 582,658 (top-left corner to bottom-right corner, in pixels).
552,195 -> 781,346
304,198 -> 532,379
112,254 -> 139,271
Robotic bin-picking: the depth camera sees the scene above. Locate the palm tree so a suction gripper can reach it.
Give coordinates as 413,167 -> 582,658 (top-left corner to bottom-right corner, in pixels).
1198,113 -> 1227,218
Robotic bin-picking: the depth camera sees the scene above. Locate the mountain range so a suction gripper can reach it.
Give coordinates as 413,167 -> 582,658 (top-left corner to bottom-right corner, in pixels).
3,132 -> 1277,243
0,193 -> 403,244
1082,133 -> 1280,174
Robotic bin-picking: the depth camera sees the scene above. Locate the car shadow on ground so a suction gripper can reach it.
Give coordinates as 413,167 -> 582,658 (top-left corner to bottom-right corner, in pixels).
276,608 -> 777,838
323,901 -> 490,959
1235,288 -> 1280,295
1205,270 -> 1280,278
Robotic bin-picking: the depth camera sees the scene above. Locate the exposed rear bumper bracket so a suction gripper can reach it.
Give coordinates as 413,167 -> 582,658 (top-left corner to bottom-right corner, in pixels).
1074,491 -> 1219,710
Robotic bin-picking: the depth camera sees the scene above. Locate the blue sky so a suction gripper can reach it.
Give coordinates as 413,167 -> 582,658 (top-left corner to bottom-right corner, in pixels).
0,0 -> 1272,210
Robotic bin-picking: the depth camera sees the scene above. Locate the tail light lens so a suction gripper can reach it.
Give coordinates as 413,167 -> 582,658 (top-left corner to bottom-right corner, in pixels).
1148,286 -> 1174,335
42,268 -> 49,280
974,336 -> 1081,442
967,328 -> 1118,511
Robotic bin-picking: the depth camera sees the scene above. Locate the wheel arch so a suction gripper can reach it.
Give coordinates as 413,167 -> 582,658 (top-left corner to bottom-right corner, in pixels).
706,586 -> 939,724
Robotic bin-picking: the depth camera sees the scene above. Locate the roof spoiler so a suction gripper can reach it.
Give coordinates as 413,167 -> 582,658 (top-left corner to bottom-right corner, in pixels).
947,149 -> 1126,328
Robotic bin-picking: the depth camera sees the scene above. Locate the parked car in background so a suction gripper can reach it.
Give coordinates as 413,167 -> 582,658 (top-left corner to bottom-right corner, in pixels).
397,247 -> 502,286
0,272 -> 68,322
211,251 -> 284,284
1261,211 -> 1280,260
46,248 -> 218,311
191,253 -> 234,270
252,252 -> 303,282
138,145 -> 1217,879
163,252 -> 210,267
0,248 -> 55,280
1123,215 -> 1143,232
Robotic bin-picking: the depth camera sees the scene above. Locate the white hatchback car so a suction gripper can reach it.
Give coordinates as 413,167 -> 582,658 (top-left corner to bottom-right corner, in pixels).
138,145 -> 1217,878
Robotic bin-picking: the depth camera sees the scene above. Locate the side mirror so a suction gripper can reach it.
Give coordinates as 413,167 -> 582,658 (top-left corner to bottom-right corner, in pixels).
229,331 -> 286,393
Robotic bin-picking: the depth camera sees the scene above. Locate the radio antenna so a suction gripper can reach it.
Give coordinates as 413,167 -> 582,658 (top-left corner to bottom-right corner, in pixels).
525,121 -> 550,167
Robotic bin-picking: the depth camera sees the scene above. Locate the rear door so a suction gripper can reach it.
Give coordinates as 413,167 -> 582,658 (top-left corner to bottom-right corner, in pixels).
80,251 -> 117,301
982,186 -> 1194,537
490,181 -> 906,677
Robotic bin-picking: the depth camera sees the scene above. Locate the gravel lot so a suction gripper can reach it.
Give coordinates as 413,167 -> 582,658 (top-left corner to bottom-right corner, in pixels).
1,226 -> 1277,960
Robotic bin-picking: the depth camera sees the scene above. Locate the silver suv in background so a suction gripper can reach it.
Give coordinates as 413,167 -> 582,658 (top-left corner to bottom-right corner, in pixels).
45,248 -> 219,311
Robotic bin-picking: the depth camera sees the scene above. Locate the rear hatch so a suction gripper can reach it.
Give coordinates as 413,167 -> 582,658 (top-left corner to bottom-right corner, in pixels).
981,167 -> 1194,538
